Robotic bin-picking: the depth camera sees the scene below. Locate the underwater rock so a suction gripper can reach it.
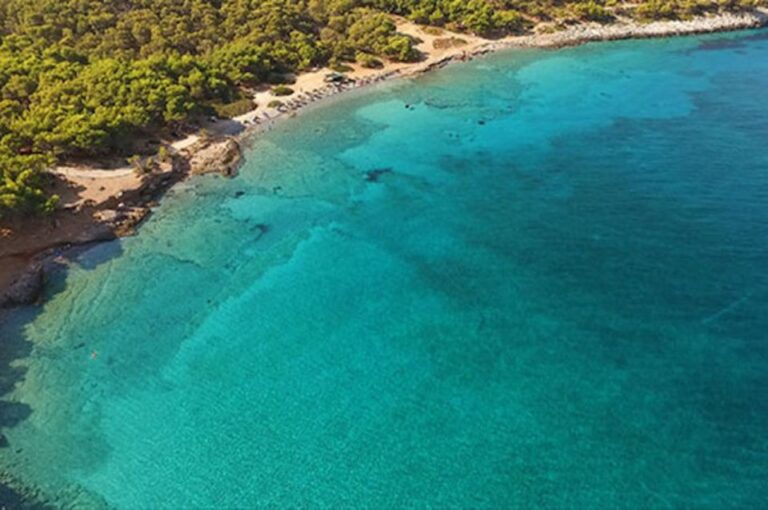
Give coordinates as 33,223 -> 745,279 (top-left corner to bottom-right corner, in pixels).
365,168 -> 393,182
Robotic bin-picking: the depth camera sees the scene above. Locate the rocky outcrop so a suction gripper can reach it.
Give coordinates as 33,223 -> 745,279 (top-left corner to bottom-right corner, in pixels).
0,264 -> 44,307
0,155 -> 183,307
95,207 -> 150,237
188,137 -> 243,177
514,11 -> 768,49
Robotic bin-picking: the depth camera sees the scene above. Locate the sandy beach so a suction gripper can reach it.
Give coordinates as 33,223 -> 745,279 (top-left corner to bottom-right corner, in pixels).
1,10 -> 766,306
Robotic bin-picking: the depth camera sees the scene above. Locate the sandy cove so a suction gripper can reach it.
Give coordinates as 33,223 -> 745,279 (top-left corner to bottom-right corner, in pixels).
1,10 -> 766,308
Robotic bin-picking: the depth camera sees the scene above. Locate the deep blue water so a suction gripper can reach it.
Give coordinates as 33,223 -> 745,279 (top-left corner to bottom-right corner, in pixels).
2,29 -> 768,508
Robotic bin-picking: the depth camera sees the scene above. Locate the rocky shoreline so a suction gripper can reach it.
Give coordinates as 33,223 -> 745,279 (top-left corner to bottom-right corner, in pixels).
0,136 -> 243,308
0,10 -> 766,309
513,10 -> 768,48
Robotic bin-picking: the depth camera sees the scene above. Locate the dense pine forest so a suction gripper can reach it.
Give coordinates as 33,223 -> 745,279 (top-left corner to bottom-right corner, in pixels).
0,0 -> 763,216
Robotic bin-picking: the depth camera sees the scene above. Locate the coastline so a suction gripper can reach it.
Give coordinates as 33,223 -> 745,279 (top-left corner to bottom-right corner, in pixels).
0,13 -> 767,508
0,9 -> 766,307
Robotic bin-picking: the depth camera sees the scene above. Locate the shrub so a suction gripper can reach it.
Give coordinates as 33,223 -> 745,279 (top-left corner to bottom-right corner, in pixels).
493,10 -> 530,32
271,85 -> 295,96
572,2 -> 614,22
356,52 -> 384,68
267,100 -> 284,108
0,151 -> 58,217
267,73 -> 297,85
423,27 -> 444,36
383,35 -> 420,62
157,146 -> 170,163
429,9 -> 447,26
129,155 -> 151,176
211,97 -> 256,118
635,0 -> 679,19
331,63 -> 355,73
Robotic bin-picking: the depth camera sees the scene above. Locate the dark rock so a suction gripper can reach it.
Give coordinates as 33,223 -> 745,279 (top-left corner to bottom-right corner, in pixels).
234,191 -> 246,198
365,168 -> 393,183
0,265 -> 44,308
103,206 -> 150,238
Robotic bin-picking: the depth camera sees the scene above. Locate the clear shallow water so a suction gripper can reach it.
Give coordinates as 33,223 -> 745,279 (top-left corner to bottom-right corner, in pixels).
2,30 -> 768,508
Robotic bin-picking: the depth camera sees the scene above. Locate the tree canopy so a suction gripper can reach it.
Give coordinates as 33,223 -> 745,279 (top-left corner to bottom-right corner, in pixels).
0,0 -> 763,216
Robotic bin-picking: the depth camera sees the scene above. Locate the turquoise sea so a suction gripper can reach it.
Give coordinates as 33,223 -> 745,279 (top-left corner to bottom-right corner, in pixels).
2,29 -> 768,508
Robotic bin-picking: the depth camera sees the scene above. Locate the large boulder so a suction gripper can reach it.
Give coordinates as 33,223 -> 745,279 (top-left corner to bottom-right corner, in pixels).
0,264 -> 44,308
188,137 -> 243,177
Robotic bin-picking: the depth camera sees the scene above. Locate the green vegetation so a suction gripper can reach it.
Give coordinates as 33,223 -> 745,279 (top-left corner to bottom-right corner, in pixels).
423,26 -> 445,36
209,97 -> 256,118
0,0 -> 764,216
271,85 -> 295,96
357,52 -> 384,68
0,149 -> 56,215
331,63 -> 355,72
0,0 -> 422,217
570,1 -> 614,22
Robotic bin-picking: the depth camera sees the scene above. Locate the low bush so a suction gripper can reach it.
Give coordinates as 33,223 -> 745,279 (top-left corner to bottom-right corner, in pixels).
331,63 -> 355,72
356,52 -> 384,68
271,85 -> 295,96
211,97 -> 256,118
